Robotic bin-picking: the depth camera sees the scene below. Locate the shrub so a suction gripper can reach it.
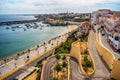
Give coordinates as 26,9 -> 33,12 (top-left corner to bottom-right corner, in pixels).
52,76 -> 59,80
85,60 -> 92,67
55,64 -> 62,72
62,61 -> 68,68
84,48 -> 88,55
55,53 -> 61,60
84,55 -> 93,68
62,55 -> 66,60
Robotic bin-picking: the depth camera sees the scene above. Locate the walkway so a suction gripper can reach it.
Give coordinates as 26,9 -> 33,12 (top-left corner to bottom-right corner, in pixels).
88,30 -> 110,80
99,31 -> 120,59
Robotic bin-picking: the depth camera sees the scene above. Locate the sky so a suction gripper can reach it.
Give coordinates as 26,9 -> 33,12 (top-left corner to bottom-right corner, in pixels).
0,0 -> 120,14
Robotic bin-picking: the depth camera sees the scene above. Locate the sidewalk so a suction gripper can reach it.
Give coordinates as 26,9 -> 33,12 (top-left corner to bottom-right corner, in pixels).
99,31 -> 120,59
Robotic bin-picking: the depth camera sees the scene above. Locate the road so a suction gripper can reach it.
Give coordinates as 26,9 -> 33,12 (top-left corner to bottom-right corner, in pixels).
42,56 -> 86,80
99,32 -> 120,59
70,57 -> 85,80
88,30 -> 110,80
43,57 -> 56,80
3,49 -> 55,80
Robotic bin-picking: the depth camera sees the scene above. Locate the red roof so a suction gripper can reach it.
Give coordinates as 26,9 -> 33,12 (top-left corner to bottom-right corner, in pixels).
110,30 -> 116,35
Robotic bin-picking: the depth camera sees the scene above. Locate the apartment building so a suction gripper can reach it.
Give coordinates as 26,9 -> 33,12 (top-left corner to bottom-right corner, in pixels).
92,9 -> 120,52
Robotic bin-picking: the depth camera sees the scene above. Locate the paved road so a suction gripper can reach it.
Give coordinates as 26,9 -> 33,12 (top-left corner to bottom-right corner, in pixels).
43,58 -> 56,80
3,49 -> 55,80
43,56 -> 86,80
70,57 -> 85,80
99,32 -> 120,59
88,30 -> 110,80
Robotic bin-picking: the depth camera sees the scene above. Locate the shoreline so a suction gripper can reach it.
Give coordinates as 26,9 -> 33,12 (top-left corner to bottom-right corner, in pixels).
0,25 -> 78,66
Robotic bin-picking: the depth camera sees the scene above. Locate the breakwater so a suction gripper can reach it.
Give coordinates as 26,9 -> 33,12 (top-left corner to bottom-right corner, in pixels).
0,19 -> 38,25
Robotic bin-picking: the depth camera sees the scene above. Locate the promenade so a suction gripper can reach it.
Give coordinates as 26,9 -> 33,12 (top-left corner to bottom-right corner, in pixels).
0,25 -> 78,80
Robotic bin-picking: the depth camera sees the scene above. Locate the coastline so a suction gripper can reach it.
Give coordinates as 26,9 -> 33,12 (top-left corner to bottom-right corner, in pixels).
0,25 -> 78,66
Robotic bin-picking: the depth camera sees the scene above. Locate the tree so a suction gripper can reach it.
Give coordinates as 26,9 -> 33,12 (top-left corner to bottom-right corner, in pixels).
84,48 -> 88,55
28,49 -> 30,53
27,55 -> 29,60
62,61 -> 68,68
55,53 -> 61,60
52,76 -> 59,80
4,59 -> 7,64
55,64 -> 62,72
62,55 -> 66,60
37,45 -> 39,54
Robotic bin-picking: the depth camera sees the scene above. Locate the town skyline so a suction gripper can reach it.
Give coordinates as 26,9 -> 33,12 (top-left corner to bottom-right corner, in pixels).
0,0 -> 120,14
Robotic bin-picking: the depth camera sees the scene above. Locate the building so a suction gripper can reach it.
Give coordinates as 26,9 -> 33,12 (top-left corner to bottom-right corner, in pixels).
91,9 -> 120,52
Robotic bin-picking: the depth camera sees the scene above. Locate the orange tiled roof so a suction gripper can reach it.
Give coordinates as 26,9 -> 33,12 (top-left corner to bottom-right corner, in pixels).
98,22 -> 104,25
104,22 -> 110,29
110,30 -> 116,35
116,25 -> 120,29
81,22 -> 91,28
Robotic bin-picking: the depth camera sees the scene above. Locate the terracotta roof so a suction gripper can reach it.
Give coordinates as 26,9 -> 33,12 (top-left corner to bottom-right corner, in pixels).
98,22 -> 104,25
110,30 -> 116,35
81,22 -> 91,28
115,25 -> 120,29
104,22 -> 110,29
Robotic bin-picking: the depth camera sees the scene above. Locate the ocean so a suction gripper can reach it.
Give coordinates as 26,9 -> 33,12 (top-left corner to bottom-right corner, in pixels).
0,15 -> 36,22
0,16 -> 67,60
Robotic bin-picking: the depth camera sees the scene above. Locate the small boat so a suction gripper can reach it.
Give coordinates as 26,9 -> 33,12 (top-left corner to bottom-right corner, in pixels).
23,28 -> 26,31
39,27 -> 42,30
6,27 -> 10,29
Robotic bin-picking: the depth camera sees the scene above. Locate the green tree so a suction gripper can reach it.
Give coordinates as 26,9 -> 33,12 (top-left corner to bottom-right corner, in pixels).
85,60 -> 93,67
55,53 -> 61,60
55,64 -> 62,72
52,76 -> 59,80
62,61 -> 68,68
84,48 -> 88,55
62,55 -> 66,60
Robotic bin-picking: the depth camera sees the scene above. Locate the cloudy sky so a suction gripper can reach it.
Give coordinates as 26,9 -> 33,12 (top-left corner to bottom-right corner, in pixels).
0,0 -> 120,14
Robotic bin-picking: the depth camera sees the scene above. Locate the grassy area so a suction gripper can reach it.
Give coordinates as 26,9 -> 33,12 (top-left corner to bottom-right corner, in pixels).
55,31 -> 77,54
74,18 -> 89,22
79,32 -> 89,42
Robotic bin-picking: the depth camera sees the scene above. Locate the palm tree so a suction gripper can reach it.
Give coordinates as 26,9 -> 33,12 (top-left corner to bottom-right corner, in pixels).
43,42 -> 47,52
27,49 -> 30,60
37,45 -> 39,54
27,55 -> 29,61
4,59 -> 6,64
14,62 -> 17,68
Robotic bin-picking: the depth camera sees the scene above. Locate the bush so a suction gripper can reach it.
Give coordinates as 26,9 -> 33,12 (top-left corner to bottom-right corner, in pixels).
62,61 -> 68,68
84,55 -> 93,68
84,48 -> 88,55
85,60 -> 92,67
55,53 -> 61,60
52,76 -> 59,80
55,31 -> 77,54
55,64 -> 62,72
62,55 -> 66,60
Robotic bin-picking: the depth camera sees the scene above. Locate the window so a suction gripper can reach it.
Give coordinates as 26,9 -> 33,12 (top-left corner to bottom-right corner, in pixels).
115,36 -> 119,41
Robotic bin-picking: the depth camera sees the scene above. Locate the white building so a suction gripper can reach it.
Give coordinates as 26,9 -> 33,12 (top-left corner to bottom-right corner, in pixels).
92,9 -> 120,52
